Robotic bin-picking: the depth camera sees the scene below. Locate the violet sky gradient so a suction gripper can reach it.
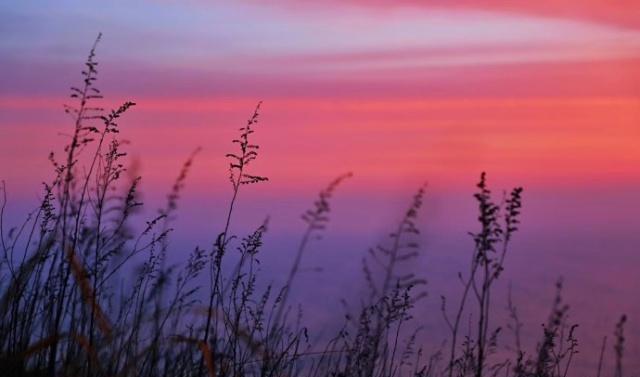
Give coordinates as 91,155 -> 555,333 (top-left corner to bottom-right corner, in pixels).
1,1 -> 640,373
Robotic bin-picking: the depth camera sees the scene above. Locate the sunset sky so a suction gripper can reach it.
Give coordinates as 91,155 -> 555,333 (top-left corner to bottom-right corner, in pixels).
1,1 -> 639,371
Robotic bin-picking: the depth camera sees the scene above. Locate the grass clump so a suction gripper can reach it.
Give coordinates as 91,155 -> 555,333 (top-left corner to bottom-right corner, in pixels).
0,36 -> 632,377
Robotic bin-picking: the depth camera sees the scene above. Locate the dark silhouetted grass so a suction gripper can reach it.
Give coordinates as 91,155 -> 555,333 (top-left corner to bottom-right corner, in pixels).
0,36 -> 632,377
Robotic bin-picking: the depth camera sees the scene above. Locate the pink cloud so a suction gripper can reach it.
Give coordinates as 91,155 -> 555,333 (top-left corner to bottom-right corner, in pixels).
255,0 -> 640,30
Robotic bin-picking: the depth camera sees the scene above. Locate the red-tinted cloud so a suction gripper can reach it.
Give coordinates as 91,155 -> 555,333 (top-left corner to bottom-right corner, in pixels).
259,0 -> 640,30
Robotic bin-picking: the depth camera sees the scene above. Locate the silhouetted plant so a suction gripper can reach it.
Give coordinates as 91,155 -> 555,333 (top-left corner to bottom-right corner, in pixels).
614,314 -> 627,377
0,35 -> 634,377
273,172 -> 353,330
441,173 -> 523,377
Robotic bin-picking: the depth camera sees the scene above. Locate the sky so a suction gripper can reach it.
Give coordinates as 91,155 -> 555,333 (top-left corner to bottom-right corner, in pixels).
1,0 -> 640,373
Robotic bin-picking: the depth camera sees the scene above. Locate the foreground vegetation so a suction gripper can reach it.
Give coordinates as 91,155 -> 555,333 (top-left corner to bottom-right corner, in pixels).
0,36 -> 631,377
